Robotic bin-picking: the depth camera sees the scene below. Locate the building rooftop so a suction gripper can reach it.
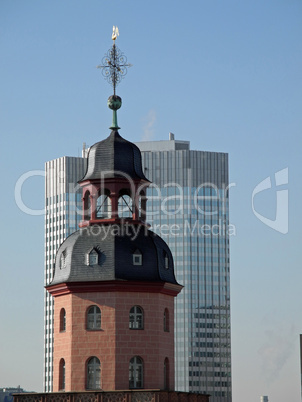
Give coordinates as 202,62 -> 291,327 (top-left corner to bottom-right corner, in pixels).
135,133 -> 190,152
80,130 -> 149,182
49,225 -> 180,287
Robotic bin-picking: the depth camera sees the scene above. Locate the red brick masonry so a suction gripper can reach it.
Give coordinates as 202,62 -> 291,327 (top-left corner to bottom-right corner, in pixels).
14,390 -> 210,402
47,281 -> 181,392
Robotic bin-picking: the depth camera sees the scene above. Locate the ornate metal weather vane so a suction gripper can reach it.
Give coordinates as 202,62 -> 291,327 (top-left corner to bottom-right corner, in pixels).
97,26 -> 132,96
97,26 -> 132,130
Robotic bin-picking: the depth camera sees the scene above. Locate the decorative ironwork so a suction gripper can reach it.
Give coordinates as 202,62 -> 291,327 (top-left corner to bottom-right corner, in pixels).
103,393 -> 127,402
46,395 -> 70,402
74,394 -> 98,402
132,392 -> 155,402
97,44 -> 132,95
14,391 -> 210,402
17,397 -> 42,402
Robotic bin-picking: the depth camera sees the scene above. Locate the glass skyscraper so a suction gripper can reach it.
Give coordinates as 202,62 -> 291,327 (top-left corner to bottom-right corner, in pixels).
44,136 -> 231,401
44,156 -> 86,392
137,137 -> 231,401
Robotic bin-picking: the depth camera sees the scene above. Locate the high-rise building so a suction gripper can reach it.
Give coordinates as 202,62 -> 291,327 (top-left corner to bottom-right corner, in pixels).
44,156 -> 86,391
44,135 -> 231,401
136,137 -> 231,401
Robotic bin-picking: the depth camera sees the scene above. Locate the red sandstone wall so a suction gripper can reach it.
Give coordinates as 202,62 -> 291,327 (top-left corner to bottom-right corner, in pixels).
53,290 -> 175,392
115,292 -> 175,390
53,294 -> 72,391
70,292 -> 116,391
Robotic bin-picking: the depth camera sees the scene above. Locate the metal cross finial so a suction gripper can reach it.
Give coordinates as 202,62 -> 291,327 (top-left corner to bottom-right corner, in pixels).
97,27 -> 132,95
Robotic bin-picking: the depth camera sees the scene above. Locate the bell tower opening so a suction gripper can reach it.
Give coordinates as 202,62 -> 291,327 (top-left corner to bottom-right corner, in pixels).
96,189 -> 112,219
83,191 -> 91,221
118,189 -> 133,218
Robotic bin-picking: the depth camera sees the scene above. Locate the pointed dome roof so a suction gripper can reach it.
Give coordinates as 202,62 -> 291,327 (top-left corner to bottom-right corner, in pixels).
79,130 -> 149,182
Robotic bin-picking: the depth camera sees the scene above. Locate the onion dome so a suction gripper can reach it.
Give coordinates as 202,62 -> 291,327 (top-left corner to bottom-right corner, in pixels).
79,130 -> 149,183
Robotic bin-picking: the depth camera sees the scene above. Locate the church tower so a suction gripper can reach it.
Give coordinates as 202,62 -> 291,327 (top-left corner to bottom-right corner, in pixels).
46,29 -> 182,393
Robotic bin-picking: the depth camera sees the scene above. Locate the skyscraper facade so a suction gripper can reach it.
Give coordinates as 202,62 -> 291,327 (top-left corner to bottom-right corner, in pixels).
44,156 -> 86,392
136,137 -> 231,401
44,136 -> 231,401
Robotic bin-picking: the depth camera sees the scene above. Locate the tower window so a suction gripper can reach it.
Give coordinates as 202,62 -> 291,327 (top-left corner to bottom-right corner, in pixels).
86,249 -> 99,266
129,356 -> 143,389
59,358 -> 65,390
87,306 -> 101,330
59,250 -> 66,269
60,308 -> 66,332
87,357 -> 101,390
96,192 -> 112,219
164,251 -> 169,270
164,308 -> 169,332
133,249 -> 142,266
129,306 -> 144,330
118,192 -> 133,218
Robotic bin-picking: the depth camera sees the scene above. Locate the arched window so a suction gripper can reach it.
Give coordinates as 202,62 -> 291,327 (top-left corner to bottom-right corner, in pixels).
164,358 -> 169,390
129,356 -> 143,389
129,306 -> 144,329
118,191 -> 133,218
96,191 -> 111,219
87,306 -> 101,330
87,357 -> 101,390
60,308 -> 66,332
163,308 -> 169,332
59,358 -> 65,390
133,249 -> 142,266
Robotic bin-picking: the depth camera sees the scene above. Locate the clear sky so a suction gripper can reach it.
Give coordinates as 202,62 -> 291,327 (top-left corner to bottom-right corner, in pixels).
1,1 -> 302,401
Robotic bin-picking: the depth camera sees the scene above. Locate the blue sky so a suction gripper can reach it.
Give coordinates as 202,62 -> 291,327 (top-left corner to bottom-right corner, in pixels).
1,1 -> 302,401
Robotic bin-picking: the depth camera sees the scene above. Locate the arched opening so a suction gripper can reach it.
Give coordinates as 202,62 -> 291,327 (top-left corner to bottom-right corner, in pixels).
60,308 -> 66,332
83,191 -> 91,220
129,356 -> 143,389
129,306 -> 144,329
86,357 -> 101,389
164,358 -> 169,390
164,308 -> 169,332
59,358 -> 65,390
118,190 -> 133,218
96,189 -> 111,219
87,306 -> 101,330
